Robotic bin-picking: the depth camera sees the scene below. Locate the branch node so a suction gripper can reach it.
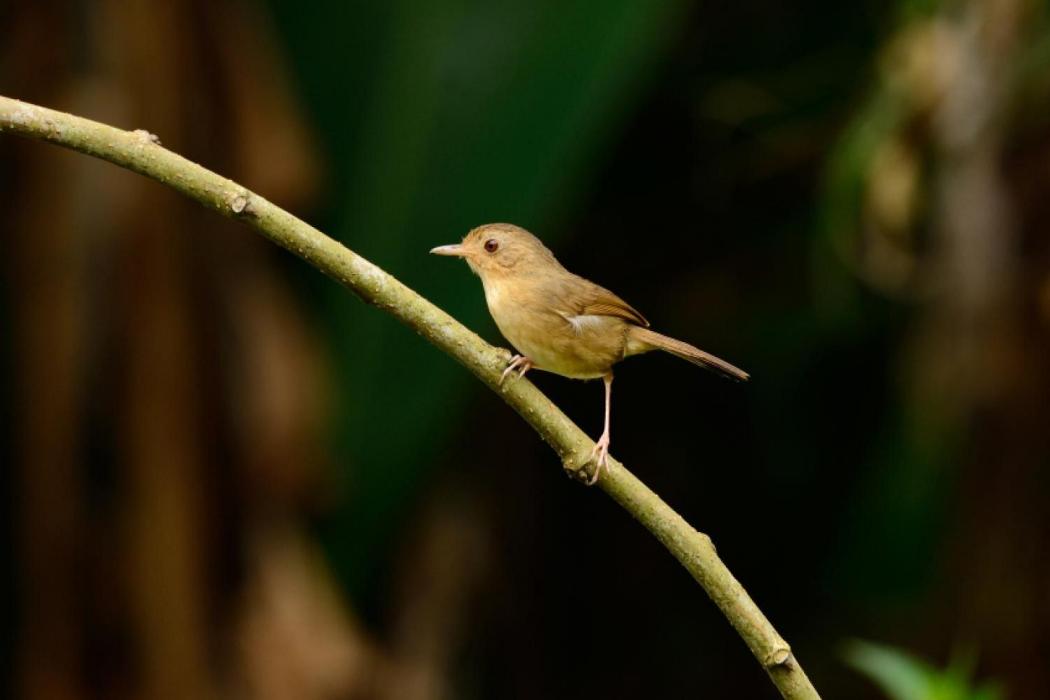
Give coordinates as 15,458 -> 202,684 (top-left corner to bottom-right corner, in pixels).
764,646 -> 793,669
227,192 -> 254,217
694,529 -> 716,553
132,128 -> 161,145
562,455 -> 596,485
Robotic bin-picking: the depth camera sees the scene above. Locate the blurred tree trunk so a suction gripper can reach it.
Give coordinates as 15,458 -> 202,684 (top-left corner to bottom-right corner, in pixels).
833,0 -> 1050,694
1,1 -> 369,698
3,2 -> 495,697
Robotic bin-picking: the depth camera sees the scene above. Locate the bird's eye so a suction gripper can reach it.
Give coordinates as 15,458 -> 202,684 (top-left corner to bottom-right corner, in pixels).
484,239 -> 499,253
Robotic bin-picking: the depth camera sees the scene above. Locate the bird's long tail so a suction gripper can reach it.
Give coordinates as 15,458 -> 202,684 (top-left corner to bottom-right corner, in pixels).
627,326 -> 749,381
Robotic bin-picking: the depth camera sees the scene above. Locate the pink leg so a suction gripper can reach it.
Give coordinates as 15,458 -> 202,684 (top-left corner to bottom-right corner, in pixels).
500,354 -> 534,385
587,374 -> 614,485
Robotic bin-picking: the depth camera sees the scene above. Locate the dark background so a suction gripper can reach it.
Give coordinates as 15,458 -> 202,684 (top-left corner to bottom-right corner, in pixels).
4,0 -> 1049,698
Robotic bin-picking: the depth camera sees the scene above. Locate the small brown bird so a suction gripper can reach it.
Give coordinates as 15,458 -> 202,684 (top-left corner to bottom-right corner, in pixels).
432,223 -> 748,483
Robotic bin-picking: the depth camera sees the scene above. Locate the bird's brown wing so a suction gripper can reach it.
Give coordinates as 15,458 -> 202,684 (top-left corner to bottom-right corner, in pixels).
572,278 -> 650,327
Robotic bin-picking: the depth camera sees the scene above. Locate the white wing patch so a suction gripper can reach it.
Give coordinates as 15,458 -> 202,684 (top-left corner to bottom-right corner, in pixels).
563,313 -> 606,335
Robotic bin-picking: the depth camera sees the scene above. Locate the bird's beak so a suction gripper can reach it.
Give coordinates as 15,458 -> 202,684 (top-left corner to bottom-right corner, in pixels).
430,243 -> 467,257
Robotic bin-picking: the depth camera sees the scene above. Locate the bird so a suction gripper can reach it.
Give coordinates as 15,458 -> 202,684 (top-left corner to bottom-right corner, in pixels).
431,223 -> 748,484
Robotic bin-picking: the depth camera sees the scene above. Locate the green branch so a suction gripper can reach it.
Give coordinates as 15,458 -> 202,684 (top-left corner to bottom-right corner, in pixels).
0,94 -> 820,700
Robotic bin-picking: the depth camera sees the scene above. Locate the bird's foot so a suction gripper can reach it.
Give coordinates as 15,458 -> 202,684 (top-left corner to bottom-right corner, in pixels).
500,354 -> 534,385
586,432 -> 611,485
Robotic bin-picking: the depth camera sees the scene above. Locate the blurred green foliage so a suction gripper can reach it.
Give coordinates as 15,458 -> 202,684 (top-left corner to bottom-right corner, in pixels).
846,640 -> 1003,700
259,0 -> 1050,694
5,0 -> 1050,696
268,0 -> 689,593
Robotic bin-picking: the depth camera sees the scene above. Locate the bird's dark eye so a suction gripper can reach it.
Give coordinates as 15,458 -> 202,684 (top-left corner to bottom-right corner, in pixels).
484,239 -> 499,253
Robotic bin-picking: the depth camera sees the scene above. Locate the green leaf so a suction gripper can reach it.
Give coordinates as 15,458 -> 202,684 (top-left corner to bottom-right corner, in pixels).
845,640 -> 1005,700
845,639 -> 932,700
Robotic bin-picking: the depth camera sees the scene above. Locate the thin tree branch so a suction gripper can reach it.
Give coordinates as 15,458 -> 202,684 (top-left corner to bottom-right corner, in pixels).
0,95 -> 820,699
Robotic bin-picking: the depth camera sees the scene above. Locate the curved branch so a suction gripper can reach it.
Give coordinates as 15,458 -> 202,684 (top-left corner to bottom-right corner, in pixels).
0,95 -> 819,699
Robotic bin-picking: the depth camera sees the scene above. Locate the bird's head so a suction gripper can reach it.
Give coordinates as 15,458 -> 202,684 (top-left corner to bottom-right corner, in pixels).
430,223 -> 560,281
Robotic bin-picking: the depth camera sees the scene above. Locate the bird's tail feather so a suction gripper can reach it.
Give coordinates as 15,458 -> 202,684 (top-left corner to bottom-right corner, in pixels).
627,327 -> 749,381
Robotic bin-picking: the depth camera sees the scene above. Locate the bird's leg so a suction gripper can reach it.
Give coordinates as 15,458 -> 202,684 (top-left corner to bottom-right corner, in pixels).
500,354 -> 534,385
587,373 -> 614,485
